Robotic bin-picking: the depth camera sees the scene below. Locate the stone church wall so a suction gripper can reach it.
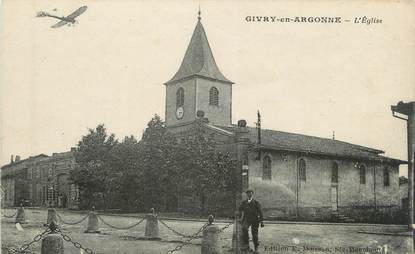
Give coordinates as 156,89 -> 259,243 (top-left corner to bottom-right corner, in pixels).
247,150 -> 402,223
247,151 -> 298,219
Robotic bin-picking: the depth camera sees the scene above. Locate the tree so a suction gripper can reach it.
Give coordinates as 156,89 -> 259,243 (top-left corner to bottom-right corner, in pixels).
70,116 -> 238,216
70,124 -> 119,210
115,115 -> 179,212
112,134 -> 148,211
133,116 -> 238,215
173,125 -> 238,216
139,115 -> 178,211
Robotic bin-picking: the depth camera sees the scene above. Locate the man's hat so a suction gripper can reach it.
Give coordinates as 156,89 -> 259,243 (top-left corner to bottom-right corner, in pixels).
245,189 -> 254,193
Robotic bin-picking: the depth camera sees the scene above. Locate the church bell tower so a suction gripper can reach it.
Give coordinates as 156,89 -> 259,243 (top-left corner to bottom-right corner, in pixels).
164,12 -> 233,127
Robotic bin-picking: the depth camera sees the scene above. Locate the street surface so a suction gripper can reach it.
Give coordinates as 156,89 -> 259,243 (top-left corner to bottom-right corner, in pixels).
1,208 -> 413,254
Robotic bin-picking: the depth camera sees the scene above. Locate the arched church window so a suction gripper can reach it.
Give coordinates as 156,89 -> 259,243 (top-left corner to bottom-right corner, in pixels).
331,162 -> 338,183
262,156 -> 272,180
176,88 -> 184,108
383,167 -> 390,187
209,87 -> 219,106
359,165 -> 366,184
299,158 -> 306,182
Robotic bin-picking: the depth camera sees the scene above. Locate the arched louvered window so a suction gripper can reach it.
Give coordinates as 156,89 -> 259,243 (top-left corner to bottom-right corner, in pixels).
262,156 -> 272,180
299,158 -> 306,182
331,162 -> 338,183
359,165 -> 366,184
209,87 -> 219,106
383,167 -> 390,187
176,88 -> 184,108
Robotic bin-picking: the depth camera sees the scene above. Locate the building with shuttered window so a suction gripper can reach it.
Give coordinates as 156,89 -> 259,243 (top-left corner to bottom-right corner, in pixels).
1,150 -> 79,209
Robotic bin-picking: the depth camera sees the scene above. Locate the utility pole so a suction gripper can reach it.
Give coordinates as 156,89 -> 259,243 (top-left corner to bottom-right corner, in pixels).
391,101 -> 414,232
255,111 -> 262,160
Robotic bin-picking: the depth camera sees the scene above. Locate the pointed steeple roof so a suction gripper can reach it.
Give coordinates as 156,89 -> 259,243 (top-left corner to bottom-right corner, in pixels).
165,16 -> 233,85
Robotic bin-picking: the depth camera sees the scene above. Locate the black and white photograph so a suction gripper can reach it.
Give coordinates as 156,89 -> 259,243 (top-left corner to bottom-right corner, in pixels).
0,1 -> 414,253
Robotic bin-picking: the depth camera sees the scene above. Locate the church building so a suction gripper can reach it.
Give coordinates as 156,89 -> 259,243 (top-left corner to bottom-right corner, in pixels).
164,13 -> 406,223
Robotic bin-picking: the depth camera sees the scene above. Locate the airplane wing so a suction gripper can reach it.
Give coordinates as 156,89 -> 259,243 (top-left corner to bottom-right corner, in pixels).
51,20 -> 68,28
66,6 -> 87,20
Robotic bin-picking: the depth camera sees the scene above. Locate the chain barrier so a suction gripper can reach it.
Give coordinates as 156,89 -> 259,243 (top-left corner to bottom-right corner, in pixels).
3,208 -> 233,254
1,210 -> 18,218
3,245 -> 36,254
97,214 -> 146,230
56,211 -> 89,225
18,227 -> 51,253
217,221 -> 233,233
57,228 -> 94,254
166,222 -> 209,254
7,219 -> 95,254
165,220 -> 233,254
159,219 -> 201,238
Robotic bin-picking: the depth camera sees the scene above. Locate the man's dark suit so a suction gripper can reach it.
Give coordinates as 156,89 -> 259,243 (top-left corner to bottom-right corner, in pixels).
238,199 -> 264,250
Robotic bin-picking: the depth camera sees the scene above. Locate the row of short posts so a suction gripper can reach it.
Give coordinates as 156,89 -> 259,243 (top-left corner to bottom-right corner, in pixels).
41,208 -> 240,254
45,207 -> 160,235
41,208 -> 162,253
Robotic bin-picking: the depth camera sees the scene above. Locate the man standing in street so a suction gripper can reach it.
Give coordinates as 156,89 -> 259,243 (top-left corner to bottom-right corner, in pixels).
239,189 -> 264,252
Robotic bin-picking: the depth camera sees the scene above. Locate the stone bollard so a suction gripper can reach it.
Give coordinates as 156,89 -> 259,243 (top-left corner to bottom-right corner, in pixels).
85,207 -> 100,233
144,208 -> 161,240
201,215 -> 222,254
41,233 -> 64,254
15,205 -> 26,224
230,211 -> 246,253
47,208 -> 59,226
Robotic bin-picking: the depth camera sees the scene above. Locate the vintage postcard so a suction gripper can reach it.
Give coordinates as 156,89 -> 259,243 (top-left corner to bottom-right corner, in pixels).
1,0 -> 414,253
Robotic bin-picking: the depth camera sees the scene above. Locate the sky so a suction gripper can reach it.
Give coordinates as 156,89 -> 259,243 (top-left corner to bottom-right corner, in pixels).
0,0 -> 414,175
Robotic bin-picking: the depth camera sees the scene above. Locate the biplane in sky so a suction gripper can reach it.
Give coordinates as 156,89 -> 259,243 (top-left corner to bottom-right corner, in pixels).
36,6 -> 87,28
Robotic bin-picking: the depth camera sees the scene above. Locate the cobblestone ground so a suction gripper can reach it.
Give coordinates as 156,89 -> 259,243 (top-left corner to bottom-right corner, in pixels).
1,208 -> 413,254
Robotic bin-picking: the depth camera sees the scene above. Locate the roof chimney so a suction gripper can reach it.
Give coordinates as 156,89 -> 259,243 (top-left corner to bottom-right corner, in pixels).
10,155 -> 14,164
15,155 -> 21,162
